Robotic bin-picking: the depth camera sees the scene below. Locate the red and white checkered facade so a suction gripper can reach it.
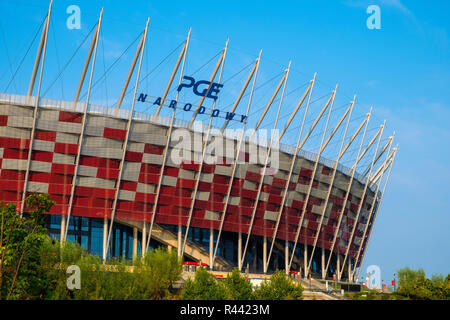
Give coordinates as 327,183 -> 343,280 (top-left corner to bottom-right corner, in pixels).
0,95 -> 378,262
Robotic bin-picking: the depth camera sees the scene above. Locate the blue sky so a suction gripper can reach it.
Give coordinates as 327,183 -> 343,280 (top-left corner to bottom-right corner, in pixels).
0,0 -> 449,283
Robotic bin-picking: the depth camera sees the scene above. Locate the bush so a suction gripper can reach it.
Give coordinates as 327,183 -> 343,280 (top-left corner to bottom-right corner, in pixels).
134,247 -> 183,299
181,268 -> 229,300
41,240 -> 183,300
224,268 -> 253,300
397,267 -> 450,300
0,194 -> 55,300
253,270 -> 303,300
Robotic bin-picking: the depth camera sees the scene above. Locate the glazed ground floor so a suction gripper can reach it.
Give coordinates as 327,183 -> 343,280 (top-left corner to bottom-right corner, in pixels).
44,214 -> 357,281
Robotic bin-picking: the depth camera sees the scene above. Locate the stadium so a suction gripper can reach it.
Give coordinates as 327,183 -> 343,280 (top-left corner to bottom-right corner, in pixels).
0,2 -> 396,283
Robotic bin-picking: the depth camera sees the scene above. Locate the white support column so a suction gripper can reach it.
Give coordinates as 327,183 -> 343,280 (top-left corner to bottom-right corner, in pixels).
344,133 -> 396,277
142,221 -> 147,256
325,126 -> 382,280
215,65 -> 308,270
240,61 -> 291,271
105,18 -> 150,261
177,225 -> 182,258
321,248 -> 326,279
181,39 -> 229,258
360,134 -> 393,179
133,227 -> 138,260
348,258 -> 352,282
102,217 -> 108,260
220,55 -> 259,132
356,147 -> 397,280
145,29 -> 192,253
370,147 -> 395,189
297,86 -> 339,277
339,123 -> 386,280
265,75 -> 317,273
152,28 -> 192,121
64,9 -> 103,242
60,215 -> 66,243
209,228 -> 214,270
351,174 -> 383,279
323,115 -> 375,276
370,146 -> 395,187
276,79 -> 317,142
238,232 -> 242,270
212,52 -> 267,267
304,111 -> 369,277
26,0 -> 52,105
324,115 -> 385,278
336,254 -> 341,280
305,97 -> 357,276
72,20 -> 100,110
303,245 -> 308,278
285,240 -> 289,273
263,236 -> 267,273
188,44 -> 228,128
20,1 -> 52,216
115,34 -> 145,113
300,94 -> 357,278
249,69 -> 291,139
287,90 -> 339,272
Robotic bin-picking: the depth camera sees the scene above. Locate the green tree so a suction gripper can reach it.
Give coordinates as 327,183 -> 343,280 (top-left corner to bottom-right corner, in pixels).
397,267 -> 450,300
39,236 -> 93,299
0,194 -> 55,299
181,267 -> 229,300
397,267 -> 431,299
224,268 -> 253,300
253,270 -> 303,300
42,242 -> 183,300
135,247 -> 183,299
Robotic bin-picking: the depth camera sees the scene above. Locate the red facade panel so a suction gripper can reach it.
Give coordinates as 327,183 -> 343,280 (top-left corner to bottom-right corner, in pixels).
0,115 -> 8,126
59,111 -> 82,123
103,127 -> 127,140
54,142 -> 77,154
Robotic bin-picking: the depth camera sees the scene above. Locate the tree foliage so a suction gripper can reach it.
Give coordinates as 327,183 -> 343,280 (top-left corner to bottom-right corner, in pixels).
0,193 -> 305,301
224,268 -> 253,300
0,192 -> 183,300
181,268 -> 305,301
253,270 -> 303,300
397,267 -> 450,300
41,241 -> 183,300
134,247 -> 183,299
181,268 -> 230,300
0,194 -> 55,300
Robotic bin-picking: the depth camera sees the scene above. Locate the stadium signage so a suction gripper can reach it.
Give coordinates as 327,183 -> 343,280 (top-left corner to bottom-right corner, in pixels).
138,76 -> 247,123
177,76 -> 223,100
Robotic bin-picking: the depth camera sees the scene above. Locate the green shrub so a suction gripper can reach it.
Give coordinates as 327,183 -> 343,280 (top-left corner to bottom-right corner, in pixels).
224,268 -> 253,300
40,241 -> 182,300
181,268 -> 229,300
0,194 -> 55,300
395,267 -> 450,300
253,270 -> 303,300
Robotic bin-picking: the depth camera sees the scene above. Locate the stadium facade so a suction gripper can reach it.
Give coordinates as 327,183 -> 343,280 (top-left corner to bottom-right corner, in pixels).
0,2 -> 396,282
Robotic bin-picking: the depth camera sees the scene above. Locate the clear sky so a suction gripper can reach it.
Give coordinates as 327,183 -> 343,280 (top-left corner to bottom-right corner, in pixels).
0,0 -> 449,283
